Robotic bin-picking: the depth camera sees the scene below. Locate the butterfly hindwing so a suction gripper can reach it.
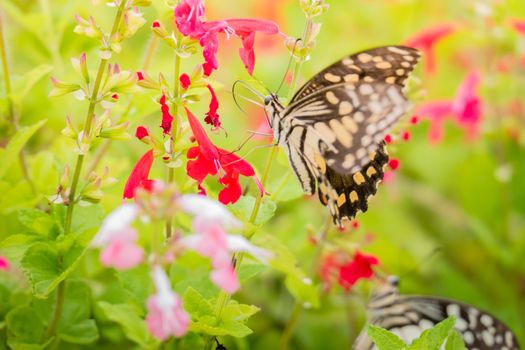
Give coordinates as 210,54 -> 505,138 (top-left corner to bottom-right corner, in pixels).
354,278 -> 520,350
291,45 -> 421,102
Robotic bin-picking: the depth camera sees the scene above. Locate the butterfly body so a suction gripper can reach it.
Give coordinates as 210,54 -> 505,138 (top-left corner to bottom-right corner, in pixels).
354,277 -> 521,350
264,46 -> 421,226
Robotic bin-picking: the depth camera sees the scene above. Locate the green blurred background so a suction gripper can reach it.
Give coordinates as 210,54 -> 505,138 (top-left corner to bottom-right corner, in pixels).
1,0 -> 525,349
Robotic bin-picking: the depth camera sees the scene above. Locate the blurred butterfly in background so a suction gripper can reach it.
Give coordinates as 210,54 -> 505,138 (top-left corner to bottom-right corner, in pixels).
263,46 -> 420,227
353,276 -> 520,350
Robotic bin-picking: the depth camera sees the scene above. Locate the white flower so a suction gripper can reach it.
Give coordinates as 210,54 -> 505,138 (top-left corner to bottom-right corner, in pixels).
91,203 -> 138,247
178,194 -> 242,230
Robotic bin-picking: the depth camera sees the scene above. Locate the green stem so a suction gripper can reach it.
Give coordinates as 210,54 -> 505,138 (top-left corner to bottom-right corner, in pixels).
0,13 -> 37,195
166,53 -> 182,239
46,2 -> 127,345
85,35 -> 159,175
203,144 -> 279,350
278,303 -> 302,350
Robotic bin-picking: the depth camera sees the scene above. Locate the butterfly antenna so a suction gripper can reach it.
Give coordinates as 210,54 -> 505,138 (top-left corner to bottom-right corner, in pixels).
275,38 -> 301,95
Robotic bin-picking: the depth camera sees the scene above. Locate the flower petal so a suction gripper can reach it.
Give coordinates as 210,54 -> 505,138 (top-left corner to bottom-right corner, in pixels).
123,150 -> 154,199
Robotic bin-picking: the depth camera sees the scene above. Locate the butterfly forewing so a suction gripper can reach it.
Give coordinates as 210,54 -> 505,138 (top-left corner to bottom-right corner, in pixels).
266,45 -> 420,225
291,45 -> 420,102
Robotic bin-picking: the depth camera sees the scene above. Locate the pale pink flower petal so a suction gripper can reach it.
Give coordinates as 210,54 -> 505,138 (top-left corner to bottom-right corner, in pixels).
92,203 -> 139,247
146,266 -> 190,340
99,228 -> 144,270
178,194 -> 242,230
210,263 -> 239,293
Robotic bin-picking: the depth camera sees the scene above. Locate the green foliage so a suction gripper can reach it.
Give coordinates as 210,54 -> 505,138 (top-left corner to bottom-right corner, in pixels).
368,317 -> 467,350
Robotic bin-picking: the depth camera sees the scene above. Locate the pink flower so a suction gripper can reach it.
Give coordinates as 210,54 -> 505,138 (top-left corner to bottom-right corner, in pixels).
512,19 -> 525,35
0,256 -> 9,271
92,204 -> 139,247
174,0 -> 280,76
405,24 -> 455,74
185,108 -> 263,204
204,84 -> 221,129
210,261 -> 239,293
225,19 -> 280,75
174,0 -> 206,37
123,150 -> 155,199
159,94 -> 174,135
100,228 -> 144,270
178,194 -> 243,230
146,266 -> 190,340
417,71 -> 482,142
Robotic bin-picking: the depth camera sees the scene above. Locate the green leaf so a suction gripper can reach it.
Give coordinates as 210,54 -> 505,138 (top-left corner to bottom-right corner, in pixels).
98,302 -> 157,349
11,65 -> 53,107
56,280 -> 98,344
445,330 -> 467,350
0,234 -> 43,264
0,120 -> 47,181
5,306 -> 48,349
251,233 -> 319,307
222,301 -> 260,323
17,209 -> 55,236
368,324 -> 407,350
190,316 -> 253,338
182,287 -> 214,318
409,316 -> 456,350
229,196 -> 276,226
20,241 -> 86,298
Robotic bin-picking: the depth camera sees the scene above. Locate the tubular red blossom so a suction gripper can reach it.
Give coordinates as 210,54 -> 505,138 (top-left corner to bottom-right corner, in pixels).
174,0 -> 280,76
123,150 -> 155,199
179,73 -> 191,90
137,71 -> 144,81
185,108 -> 264,204
405,24 -> 455,74
204,84 -> 221,129
159,94 -> 174,135
338,251 -> 379,291
135,126 -> 150,140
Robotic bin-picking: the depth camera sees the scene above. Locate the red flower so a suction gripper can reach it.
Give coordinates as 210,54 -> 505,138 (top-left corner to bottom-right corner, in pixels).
159,94 -> 174,135
320,251 -> 379,292
137,71 -> 145,81
185,108 -> 263,204
338,251 -> 379,291
180,73 -> 191,90
405,24 -> 455,74
204,84 -> 221,129
417,71 -> 482,142
123,150 -> 155,199
174,0 -> 280,76
226,19 -> 280,75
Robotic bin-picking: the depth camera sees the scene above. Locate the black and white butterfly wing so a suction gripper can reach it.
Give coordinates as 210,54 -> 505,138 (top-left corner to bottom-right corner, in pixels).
292,46 -> 421,101
272,45 -> 420,225
354,296 -> 521,350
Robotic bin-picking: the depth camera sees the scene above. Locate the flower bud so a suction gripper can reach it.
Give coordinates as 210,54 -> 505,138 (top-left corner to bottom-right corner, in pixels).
61,116 -> 78,139
49,77 -> 81,97
121,8 -> 146,39
151,20 -> 169,39
99,122 -> 131,140
136,71 -> 159,90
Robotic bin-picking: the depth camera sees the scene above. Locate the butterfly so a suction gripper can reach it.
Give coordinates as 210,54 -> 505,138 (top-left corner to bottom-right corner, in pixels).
263,46 -> 420,227
353,276 -> 521,350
